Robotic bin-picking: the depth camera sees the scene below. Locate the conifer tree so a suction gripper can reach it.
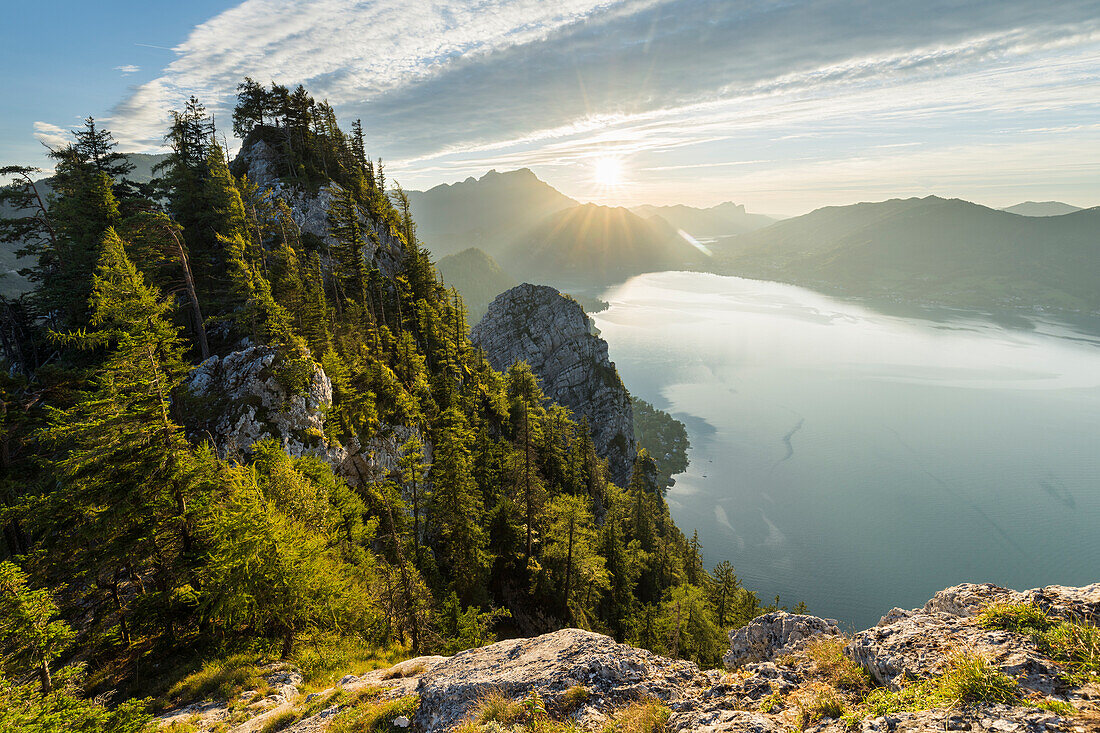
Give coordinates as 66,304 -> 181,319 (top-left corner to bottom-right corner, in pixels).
0,561 -> 73,692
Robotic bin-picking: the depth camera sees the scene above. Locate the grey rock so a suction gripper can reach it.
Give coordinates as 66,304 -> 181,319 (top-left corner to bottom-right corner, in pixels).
847,582 -> 1100,692
724,611 -> 841,668
337,674 -> 360,687
414,627 -> 706,731
183,345 -> 334,461
471,284 -> 636,485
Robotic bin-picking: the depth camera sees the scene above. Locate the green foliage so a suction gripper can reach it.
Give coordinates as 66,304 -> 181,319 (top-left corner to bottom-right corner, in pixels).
0,561 -> 74,691
936,652 -> 1020,705
164,653 -> 265,706
977,602 -> 1052,634
630,398 -> 689,492
0,666 -> 152,733
978,602 -> 1099,685
327,694 -> 419,733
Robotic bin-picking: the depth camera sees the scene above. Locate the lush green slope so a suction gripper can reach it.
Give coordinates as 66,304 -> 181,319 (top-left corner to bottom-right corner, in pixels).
436,247 -> 517,322
712,196 -> 1100,313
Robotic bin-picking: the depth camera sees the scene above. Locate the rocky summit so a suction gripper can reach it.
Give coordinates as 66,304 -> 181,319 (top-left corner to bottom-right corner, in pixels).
158,583 -> 1100,732
471,283 -> 637,485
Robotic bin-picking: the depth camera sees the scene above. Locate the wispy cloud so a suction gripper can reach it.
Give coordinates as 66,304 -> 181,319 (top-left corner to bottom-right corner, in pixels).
99,0 -> 1100,210
32,121 -> 68,149
115,64 -> 141,76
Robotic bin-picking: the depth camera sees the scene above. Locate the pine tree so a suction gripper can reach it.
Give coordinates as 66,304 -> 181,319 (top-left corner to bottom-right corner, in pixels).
0,561 -> 73,692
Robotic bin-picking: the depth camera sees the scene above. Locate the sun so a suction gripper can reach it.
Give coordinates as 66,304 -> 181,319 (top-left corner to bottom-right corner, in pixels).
592,156 -> 624,188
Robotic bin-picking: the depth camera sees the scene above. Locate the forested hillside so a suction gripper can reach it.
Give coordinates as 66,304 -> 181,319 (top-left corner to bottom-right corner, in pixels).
0,81 -> 783,728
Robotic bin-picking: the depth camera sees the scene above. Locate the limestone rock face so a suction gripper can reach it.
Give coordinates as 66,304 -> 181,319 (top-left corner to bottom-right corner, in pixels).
182,346 -> 429,487
232,137 -> 404,279
847,582 -> 1100,693
724,611 -> 841,668
183,345 -> 333,460
414,628 -> 706,731
471,284 -> 636,485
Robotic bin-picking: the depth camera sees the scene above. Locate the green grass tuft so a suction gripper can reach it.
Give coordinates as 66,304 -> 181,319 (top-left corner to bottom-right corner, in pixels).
936,652 -> 1020,705
977,603 -> 1052,634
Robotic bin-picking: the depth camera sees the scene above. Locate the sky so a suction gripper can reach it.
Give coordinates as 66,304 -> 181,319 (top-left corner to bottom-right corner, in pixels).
3,0 -> 1100,215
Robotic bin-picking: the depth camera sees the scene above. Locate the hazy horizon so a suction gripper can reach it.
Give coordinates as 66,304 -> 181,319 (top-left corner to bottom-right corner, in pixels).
4,1 -> 1100,214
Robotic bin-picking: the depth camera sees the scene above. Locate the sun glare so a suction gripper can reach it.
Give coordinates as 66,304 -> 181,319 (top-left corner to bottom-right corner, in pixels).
592,156 -> 623,187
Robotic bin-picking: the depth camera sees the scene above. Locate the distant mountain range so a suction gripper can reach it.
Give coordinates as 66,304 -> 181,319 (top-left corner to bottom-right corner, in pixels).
408,168 -> 768,293
407,169 -> 578,260
711,196 -> 1100,313
631,202 -> 774,238
1000,201 -> 1083,217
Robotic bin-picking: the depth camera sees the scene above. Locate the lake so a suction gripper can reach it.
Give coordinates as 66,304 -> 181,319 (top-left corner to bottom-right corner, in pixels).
591,271 -> 1100,630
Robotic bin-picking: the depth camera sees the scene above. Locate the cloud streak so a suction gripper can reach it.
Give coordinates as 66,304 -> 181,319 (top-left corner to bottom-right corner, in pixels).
97,0 -> 1100,210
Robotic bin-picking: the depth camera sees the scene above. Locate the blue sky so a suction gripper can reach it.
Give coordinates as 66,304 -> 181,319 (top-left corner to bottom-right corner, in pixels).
3,0 -> 1100,214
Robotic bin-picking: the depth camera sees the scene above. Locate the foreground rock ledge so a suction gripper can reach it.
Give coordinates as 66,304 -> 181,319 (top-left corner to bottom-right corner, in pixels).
157,583 -> 1100,732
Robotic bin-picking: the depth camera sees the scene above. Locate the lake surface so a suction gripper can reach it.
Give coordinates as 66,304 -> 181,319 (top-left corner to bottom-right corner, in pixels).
591,271 -> 1100,630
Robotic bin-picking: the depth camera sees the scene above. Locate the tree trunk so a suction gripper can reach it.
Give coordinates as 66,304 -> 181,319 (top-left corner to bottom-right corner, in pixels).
281,627 -> 294,660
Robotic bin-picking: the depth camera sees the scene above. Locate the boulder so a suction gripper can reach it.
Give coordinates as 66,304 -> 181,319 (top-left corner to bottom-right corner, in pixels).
846,583 -> 1100,694
471,284 -> 636,485
414,628 -> 706,731
724,611 -> 841,668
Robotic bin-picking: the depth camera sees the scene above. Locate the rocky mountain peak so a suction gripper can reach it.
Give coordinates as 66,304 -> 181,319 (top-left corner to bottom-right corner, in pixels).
471,283 -> 636,485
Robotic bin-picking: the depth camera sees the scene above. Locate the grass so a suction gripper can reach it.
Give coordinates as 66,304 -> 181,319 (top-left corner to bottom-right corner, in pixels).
1036,619 -> 1100,685
977,603 -> 1053,634
796,686 -> 846,729
258,710 -> 299,733
936,653 -> 1020,705
977,602 -> 1100,686
291,633 -> 410,690
600,699 -> 671,733
473,690 -> 527,725
327,694 -> 419,733
163,653 -> 268,707
803,637 -> 872,691
561,685 -> 590,710
757,691 -> 783,713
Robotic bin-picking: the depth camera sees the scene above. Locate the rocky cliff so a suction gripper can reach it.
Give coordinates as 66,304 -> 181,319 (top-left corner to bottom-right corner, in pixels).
159,582 -> 1100,732
471,283 -> 636,485
182,344 -> 430,487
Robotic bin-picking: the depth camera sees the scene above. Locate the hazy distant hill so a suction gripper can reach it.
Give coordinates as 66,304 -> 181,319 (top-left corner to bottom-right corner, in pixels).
712,196 -> 1100,312
436,247 -> 517,322
507,203 -> 705,288
1001,201 -> 1083,217
631,202 -> 774,238
407,169 -> 577,258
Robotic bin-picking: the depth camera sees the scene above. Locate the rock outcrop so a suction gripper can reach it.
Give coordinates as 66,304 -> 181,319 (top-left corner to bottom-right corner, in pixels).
415,628 -> 706,730
471,284 -> 636,485
847,582 -> 1100,693
155,583 -> 1100,732
182,345 -> 430,487
183,345 -> 333,460
231,135 -> 404,279
724,611 -> 841,668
